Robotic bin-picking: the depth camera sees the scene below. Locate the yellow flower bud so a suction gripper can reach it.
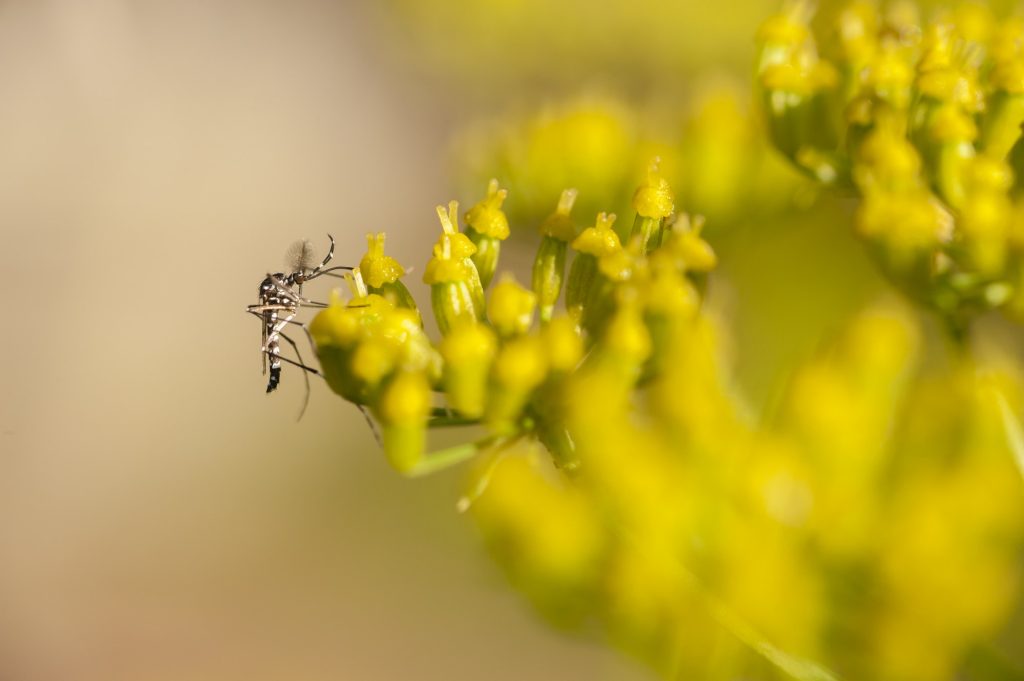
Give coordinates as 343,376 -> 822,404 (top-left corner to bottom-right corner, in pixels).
756,4 -> 813,77
598,241 -> 640,283
836,1 -> 878,64
435,200 -> 477,259
464,178 -> 510,240
424,224 -> 485,334
632,157 -> 675,220
488,274 -> 537,337
630,159 -> 676,252
360,232 -> 405,289
757,9 -> 810,52
960,159 -> 1014,275
566,213 -> 621,319
663,214 -> 717,272
492,335 -> 548,391
602,298 -> 652,368
464,180 -> 510,289
539,188 -> 579,242
310,281 -> 391,348
429,201 -> 485,306
643,253 -> 701,319
856,189 -> 953,267
854,117 -> 922,193
309,300 -> 362,350
488,335 -> 548,430
376,371 -> 432,474
439,322 -> 497,418
468,451 -> 605,608
375,308 -> 440,377
350,340 -> 395,387
542,315 -> 584,373
423,236 -> 478,285
862,42 -> 914,109
360,232 -> 417,312
570,212 -> 620,257
928,104 -> 978,144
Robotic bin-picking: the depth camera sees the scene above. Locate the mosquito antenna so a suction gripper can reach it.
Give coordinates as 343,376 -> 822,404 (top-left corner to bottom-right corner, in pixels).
317,234 -> 335,271
285,238 -> 318,273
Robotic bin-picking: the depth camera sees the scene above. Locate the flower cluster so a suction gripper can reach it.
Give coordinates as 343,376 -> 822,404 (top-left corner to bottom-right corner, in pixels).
453,90 -> 810,231
469,303 -> 1024,680
307,152 -> 1024,679
757,1 -> 1024,335
309,160 -> 711,477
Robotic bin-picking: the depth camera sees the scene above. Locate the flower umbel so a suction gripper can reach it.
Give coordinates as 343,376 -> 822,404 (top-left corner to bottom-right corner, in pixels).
757,2 -> 1024,335
295,10 -> 1024,673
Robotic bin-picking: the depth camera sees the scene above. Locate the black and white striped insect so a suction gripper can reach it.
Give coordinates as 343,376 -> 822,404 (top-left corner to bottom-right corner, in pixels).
246,234 -> 352,418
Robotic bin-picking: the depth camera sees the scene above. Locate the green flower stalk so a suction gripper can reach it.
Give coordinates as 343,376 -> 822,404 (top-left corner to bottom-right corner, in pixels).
629,158 -> 675,251
424,202 -> 485,335
532,188 -> 578,323
981,29 -> 1024,159
464,178 -> 510,288
566,212 -> 620,322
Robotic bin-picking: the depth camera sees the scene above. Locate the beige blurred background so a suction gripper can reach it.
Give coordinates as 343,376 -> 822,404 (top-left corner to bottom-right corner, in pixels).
0,1 -> 647,678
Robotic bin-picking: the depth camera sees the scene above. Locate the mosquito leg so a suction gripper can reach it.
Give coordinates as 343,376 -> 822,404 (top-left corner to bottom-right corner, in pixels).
314,265 -> 356,277
247,310 -> 310,331
262,280 -> 329,307
262,349 -> 321,375
278,331 -> 314,421
248,303 -> 379,441
267,273 -> 328,308
358,405 -> 382,447
248,312 -> 322,366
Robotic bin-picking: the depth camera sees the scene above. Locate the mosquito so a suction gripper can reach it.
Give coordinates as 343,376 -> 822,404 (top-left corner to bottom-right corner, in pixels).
246,234 -> 352,418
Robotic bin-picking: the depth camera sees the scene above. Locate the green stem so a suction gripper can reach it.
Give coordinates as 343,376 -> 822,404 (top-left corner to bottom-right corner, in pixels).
427,415 -> 482,428
404,433 -> 514,478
